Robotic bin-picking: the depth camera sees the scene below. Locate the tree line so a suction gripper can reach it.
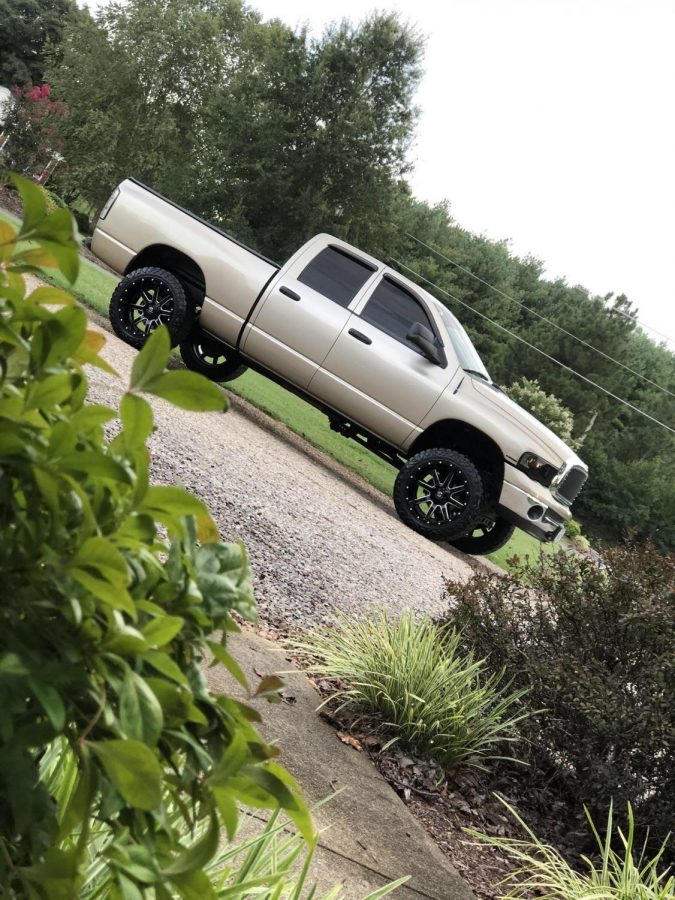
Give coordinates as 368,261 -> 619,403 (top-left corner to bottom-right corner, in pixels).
3,0 -> 674,549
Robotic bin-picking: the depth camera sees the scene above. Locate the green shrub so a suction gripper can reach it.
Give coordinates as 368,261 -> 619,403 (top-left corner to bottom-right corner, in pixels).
442,544 -> 675,860
467,800 -> 674,900
505,376 -> 579,449
564,517 -> 582,540
71,206 -> 92,235
45,188 -> 68,210
0,175 -> 312,897
296,611 -> 529,768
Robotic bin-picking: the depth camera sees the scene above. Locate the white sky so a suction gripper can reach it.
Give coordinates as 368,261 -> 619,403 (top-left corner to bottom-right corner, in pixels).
82,0 -> 675,347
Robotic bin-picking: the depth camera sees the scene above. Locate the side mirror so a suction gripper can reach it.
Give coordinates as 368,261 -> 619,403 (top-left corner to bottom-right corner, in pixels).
407,322 -> 447,368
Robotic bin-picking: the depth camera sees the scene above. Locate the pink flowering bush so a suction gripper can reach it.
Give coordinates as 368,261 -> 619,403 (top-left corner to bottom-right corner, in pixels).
1,83 -> 68,178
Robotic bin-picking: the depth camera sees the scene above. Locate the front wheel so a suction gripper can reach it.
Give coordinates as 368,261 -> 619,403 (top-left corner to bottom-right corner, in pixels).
448,515 -> 515,555
179,328 -> 248,382
393,448 -> 484,541
109,266 -> 192,349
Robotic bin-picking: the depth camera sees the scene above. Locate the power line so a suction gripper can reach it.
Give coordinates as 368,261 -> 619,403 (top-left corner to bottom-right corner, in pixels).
406,231 -> 675,348
390,257 -> 675,436
405,233 -> 675,398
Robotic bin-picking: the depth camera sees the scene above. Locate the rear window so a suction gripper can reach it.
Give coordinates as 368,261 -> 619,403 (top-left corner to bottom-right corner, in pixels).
298,246 -> 375,308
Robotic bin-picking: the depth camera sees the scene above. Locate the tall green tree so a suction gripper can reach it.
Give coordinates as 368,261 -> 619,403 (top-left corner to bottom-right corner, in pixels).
0,0 -> 76,86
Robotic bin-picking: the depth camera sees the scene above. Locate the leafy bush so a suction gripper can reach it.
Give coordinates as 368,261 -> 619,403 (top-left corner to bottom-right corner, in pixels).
467,800 -> 674,900
0,175 -> 313,896
442,544 -> 675,859
296,611 -> 528,768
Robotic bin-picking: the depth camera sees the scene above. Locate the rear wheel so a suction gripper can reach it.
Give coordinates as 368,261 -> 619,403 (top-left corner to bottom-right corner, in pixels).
448,514 -> 515,555
393,448 -> 483,541
179,328 -> 248,382
109,267 -> 191,349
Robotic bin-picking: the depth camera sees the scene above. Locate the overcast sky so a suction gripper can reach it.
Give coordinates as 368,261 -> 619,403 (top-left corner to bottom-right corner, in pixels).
82,0 -> 675,347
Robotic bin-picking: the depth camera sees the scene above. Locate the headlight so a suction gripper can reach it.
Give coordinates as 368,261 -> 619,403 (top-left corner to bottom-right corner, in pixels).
98,187 -> 120,220
518,452 -> 559,487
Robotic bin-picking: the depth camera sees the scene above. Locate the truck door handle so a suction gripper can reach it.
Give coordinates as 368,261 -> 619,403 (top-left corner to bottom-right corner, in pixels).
280,286 -> 301,301
348,328 -> 372,345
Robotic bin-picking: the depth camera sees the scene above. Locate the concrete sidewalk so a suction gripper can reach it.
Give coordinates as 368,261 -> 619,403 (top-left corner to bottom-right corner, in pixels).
205,631 -> 474,900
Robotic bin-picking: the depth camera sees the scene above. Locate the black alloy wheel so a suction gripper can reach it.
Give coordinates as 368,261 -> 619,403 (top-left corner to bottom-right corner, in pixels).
449,514 -> 515,555
179,328 -> 248,382
393,448 -> 483,541
109,266 -> 191,349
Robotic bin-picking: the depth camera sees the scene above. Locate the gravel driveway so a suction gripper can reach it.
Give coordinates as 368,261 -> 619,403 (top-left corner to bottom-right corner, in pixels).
82,312 -> 478,630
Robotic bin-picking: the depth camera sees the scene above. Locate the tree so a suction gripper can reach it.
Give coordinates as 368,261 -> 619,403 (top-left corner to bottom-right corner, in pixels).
0,0 -> 76,86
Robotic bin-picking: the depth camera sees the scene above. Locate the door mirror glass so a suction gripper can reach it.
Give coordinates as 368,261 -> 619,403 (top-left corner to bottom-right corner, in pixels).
406,322 -> 447,367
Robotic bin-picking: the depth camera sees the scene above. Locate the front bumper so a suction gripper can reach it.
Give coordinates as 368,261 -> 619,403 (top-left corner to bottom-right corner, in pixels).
498,477 -> 569,543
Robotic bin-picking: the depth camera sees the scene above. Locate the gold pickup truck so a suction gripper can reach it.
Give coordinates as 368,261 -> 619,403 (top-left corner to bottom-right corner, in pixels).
92,178 -> 588,555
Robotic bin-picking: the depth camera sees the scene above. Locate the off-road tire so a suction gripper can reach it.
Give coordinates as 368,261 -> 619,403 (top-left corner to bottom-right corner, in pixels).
449,514 -> 515,555
109,267 -> 192,349
179,328 -> 248,383
393,447 -> 484,541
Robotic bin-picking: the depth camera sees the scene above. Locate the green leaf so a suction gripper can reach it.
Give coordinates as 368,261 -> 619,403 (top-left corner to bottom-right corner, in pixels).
141,616 -> 184,648
21,846 -> 82,899
162,807 -> 219,875
140,485 -> 207,518
144,370 -> 227,412
0,652 -> 29,675
70,569 -> 135,616
142,650 -> 189,686
60,451 -> 132,483
26,373 -> 73,410
207,641 -> 249,691
145,678 -> 192,726
120,670 -> 164,745
27,285 -> 75,306
11,173 -> 48,234
206,732 -> 250,787
89,740 -> 162,811
58,760 -> 95,840
261,762 -> 314,842
239,765 -> 299,811
130,327 -> 170,390
71,404 -> 117,432
71,536 -> 128,584
170,868 -> 217,900
29,678 -> 66,731
212,789 -> 238,841
120,393 -> 154,448
34,238 -> 80,283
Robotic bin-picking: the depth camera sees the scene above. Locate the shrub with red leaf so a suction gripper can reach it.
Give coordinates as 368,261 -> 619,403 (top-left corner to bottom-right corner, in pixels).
439,543 -> 674,865
1,83 -> 68,177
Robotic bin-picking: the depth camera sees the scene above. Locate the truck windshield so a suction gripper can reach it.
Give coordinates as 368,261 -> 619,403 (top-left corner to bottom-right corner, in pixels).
436,304 -> 491,382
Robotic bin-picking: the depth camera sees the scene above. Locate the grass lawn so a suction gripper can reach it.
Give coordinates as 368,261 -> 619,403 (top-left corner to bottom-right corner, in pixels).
1,204 -> 550,570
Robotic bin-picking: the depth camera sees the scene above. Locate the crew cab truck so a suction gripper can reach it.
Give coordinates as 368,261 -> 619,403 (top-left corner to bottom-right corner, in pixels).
92,178 -> 588,555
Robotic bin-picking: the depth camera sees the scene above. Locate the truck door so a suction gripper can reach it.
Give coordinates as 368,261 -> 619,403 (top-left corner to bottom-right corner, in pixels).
240,242 -> 378,389
309,275 -> 454,447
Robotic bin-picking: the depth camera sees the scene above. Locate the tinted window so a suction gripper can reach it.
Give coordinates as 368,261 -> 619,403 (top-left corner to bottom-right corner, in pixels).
298,246 -> 375,308
362,277 -> 434,348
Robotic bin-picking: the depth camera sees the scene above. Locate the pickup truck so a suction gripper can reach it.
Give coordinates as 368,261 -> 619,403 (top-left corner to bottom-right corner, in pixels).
92,178 -> 588,555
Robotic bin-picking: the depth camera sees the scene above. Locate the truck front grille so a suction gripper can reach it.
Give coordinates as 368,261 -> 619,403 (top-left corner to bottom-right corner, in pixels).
555,466 -> 588,506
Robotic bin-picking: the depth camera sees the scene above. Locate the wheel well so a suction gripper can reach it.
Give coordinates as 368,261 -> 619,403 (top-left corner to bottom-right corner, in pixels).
125,245 -> 206,305
409,420 -> 505,501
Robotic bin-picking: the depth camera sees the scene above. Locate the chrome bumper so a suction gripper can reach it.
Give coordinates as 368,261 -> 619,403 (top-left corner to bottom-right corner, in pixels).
498,479 -> 567,543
